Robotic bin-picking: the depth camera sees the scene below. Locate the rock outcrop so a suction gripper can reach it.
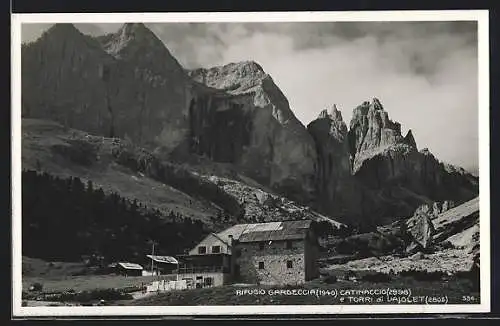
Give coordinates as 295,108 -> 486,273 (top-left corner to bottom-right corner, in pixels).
405,212 -> 436,251
413,200 -> 456,219
327,196 -> 479,274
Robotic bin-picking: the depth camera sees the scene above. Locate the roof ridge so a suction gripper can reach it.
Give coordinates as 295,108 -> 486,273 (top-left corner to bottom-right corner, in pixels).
211,232 -> 231,246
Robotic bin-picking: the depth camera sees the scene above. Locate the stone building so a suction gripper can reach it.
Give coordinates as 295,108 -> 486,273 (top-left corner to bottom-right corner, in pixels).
231,220 -> 320,285
171,219 -> 319,287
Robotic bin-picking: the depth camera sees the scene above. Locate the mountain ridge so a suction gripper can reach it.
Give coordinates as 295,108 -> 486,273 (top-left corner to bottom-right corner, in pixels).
21,23 -> 479,225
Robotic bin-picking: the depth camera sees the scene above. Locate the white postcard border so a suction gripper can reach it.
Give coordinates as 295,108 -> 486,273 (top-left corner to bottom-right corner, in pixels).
11,10 -> 491,317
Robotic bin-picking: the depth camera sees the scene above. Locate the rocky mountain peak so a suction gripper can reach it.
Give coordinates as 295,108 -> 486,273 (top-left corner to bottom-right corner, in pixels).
348,98 -> 405,159
188,60 -> 268,94
120,23 -> 150,37
403,129 -> 418,150
227,60 -> 266,78
317,104 -> 344,122
41,23 -> 82,40
312,105 -> 348,137
97,23 -> 187,81
101,23 -> 166,58
28,23 -> 100,53
371,97 -> 384,110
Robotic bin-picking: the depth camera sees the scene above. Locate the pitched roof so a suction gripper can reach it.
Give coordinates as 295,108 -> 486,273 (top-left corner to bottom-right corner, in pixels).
217,220 -> 312,243
146,255 -> 179,264
210,232 -> 231,246
238,228 -> 308,242
117,262 -> 143,270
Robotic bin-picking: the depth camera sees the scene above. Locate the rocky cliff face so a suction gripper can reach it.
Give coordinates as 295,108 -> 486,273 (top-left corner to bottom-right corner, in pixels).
187,62 -> 318,202
306,106 -> 364,218
22,23 -> 192,149
22,23 -> 318,202
346,98 -> 477,221
306,98 -> 478,224
189,61 -> 316,201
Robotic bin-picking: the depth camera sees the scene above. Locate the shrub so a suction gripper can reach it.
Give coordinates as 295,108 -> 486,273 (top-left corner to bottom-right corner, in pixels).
323,275 -> 338,284
399,269 -> 446,281
455,269 -> 480,292
52,288 -> 133,303
361,272 -> 392,283
30,282 -> 43,291
344,271 -> 357,281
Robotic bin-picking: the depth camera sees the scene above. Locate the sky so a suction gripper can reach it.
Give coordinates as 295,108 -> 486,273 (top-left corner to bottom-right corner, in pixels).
21,21 -> 479,174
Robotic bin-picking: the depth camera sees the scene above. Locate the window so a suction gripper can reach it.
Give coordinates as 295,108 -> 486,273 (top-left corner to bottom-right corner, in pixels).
235,249 -> 242,258
198,246 -> 207,254
258,262 -> 264,270
286,241 -> 293,249
204,277 -> 213,287
212,245 -> 221,253
287,260 -> 293,268
259,242 -> 265,251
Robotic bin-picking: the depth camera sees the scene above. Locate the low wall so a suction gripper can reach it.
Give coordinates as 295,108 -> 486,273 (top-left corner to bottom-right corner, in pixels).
176,271 -> 230,288
146,272 -> 231,293
147,279 -> 187,292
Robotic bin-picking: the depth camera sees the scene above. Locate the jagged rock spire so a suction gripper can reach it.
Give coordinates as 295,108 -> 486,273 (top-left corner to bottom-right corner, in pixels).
318,104 -> 344,121
348,98 -> 405,157
403,129 -> 418,150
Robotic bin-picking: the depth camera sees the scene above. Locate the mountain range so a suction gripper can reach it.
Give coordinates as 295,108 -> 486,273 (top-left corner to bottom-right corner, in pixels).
21,22 -> 479,227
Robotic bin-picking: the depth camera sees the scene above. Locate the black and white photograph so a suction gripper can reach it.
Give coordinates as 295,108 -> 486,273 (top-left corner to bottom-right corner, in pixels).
11,10 -> 490,316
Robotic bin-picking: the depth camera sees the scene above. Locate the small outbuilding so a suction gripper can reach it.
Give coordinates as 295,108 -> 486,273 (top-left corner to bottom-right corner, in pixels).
115,262 -> 144,276
146,255 -> 179,275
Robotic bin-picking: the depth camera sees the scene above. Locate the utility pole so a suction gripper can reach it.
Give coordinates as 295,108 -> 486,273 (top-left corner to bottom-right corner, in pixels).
151,242 -> 155,276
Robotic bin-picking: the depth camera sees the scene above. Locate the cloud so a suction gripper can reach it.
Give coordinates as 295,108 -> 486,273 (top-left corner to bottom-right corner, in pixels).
20,21 -> 479,173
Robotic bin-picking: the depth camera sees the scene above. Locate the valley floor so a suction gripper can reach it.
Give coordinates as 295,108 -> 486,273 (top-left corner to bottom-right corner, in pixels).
21,272 -> 479,307
129,277 -> 479,306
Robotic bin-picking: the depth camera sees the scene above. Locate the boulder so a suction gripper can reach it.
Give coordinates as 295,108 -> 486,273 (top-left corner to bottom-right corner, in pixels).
410,251 -> 425,260
442,200 -> 455,212
254,190 -> 275,207
405,242 -> 421,255
405,213 -> 435,249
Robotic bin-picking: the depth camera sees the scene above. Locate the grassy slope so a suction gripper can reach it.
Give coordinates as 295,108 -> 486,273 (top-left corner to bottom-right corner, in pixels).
23,274 -> 158,293
22,256 -> 88,278
22,118 -> 343,228
22,118 -> 221,223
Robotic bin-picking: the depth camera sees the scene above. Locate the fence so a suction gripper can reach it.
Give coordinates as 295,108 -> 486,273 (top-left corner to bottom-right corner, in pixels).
173,266 -> 228,274
146,279 -> 188,293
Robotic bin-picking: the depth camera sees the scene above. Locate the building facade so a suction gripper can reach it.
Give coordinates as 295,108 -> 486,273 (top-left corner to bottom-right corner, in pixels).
170,219 -> 319,288
232,220 -> 319,285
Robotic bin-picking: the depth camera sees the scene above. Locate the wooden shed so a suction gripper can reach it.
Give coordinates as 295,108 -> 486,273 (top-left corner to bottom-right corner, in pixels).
115,262 -> 144,276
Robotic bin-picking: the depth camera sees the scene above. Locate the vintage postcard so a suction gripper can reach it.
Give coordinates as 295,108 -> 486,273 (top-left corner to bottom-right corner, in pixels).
11,10 -> 490,317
